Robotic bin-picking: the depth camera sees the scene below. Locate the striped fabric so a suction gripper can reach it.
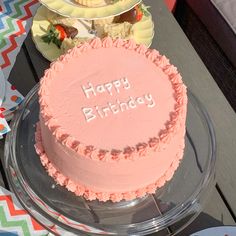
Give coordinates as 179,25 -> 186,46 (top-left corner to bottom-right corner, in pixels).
0,187 -> 49,235
0,0 -> 40,79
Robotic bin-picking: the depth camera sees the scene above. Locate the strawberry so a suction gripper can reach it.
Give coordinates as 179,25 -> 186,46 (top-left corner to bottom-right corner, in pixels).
42,24 -> 78,48
135,5 -> 143,22
119,4 -> 150,24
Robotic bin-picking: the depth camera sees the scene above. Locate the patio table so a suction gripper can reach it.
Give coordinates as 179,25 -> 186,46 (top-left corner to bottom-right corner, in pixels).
0,0 -> 236,235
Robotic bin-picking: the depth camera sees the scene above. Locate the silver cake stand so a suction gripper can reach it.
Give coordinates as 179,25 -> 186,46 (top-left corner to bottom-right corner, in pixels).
4,84 -> 216,235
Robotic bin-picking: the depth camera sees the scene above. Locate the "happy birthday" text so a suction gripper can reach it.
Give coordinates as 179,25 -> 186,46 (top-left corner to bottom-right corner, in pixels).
81,77 -> 156,122
82,77 -> 130,98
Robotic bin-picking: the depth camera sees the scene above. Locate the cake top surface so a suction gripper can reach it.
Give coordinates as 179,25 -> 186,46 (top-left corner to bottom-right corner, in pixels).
39,37 -> 187,161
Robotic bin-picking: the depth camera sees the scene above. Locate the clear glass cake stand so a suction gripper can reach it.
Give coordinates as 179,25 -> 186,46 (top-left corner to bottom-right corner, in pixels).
4,84 -> 216,236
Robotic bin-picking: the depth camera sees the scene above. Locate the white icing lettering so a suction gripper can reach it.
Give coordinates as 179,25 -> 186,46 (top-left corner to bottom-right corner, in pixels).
82,83 -> 96,99
122,77 -> 131,90
102,107 -> 110,117
136,97 -> 145,104
81,77 -> 131,99
95,106 -> 104,118
145,94 -> 156,108
108,102 -> 119,114
113,80 -> 121,93
97,84 -> 106,94
82,93 -> 156,123
128,96 -> 137,109
82,107 -> 96,122
104,82 -> 113,95
81,78 -> 156,123
117,99 -> 129,112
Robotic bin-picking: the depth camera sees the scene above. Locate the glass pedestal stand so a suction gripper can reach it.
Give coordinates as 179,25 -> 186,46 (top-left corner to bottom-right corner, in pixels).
4,84 -> 216,235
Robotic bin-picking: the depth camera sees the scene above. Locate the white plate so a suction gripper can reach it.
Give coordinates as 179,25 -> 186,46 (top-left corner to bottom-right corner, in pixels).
0,70 -> 6,107
191,226 -> 236,236
39,0 -> 141,19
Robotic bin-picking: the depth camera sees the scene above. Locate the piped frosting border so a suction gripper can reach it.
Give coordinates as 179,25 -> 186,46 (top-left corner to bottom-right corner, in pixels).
35,123 -> 184,202
38,37 -> 187,162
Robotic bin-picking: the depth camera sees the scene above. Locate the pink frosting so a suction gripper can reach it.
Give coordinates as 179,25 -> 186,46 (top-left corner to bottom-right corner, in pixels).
39,37 -> 187,162
35,123 -> 185,202
36,37 -> 188,202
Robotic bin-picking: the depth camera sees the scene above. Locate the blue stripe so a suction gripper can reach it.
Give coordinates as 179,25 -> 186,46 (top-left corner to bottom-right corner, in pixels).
0,231 -> 18,236
0,0 -> 15,30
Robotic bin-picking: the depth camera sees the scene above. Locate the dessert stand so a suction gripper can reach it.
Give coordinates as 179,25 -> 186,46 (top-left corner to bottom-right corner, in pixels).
32,6 -> 154,61
4,84 -> 216,235
33,0 -> 154,61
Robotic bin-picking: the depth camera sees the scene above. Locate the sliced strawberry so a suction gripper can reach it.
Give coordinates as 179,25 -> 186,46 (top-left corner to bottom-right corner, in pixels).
41,24 -> 78,48
135,5 -> 143,22
119,4 -> 150,23
63,24 -> 78,39
55,24 -> 67,41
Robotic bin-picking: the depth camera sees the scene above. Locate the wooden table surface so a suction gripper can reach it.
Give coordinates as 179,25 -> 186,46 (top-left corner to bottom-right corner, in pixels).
1,0 -> 236,235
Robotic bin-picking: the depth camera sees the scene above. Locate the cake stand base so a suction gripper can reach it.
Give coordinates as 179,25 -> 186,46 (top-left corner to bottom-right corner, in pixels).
4,84 -> 216,235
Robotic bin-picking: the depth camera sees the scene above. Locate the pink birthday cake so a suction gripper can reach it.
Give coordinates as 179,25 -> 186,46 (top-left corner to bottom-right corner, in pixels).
35,37 -> 187,202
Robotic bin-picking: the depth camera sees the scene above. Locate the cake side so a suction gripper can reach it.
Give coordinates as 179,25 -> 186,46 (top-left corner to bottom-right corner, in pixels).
35,122 -> 186,202
38,37 -> 187,162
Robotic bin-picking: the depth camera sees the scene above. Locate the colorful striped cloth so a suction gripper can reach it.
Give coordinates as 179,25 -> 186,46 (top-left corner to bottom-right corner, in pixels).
0,0 -> 40,136
0,187 -> 49,235
0,186 -> 107,235
0,0 -> 40,79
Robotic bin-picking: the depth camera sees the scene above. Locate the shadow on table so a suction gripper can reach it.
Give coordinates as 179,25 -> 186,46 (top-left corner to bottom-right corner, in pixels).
175,212 -> 226,236
0,139 -> 8,189
130,198 -> 225,236
149,212 -> 225,235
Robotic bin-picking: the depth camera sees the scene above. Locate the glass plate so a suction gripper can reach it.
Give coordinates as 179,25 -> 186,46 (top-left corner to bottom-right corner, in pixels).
4,84 -> 216,235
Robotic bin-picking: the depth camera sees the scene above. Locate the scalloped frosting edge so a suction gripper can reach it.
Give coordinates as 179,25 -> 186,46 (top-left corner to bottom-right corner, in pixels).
35,123 -> 184,202
38,37 -> 187,162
